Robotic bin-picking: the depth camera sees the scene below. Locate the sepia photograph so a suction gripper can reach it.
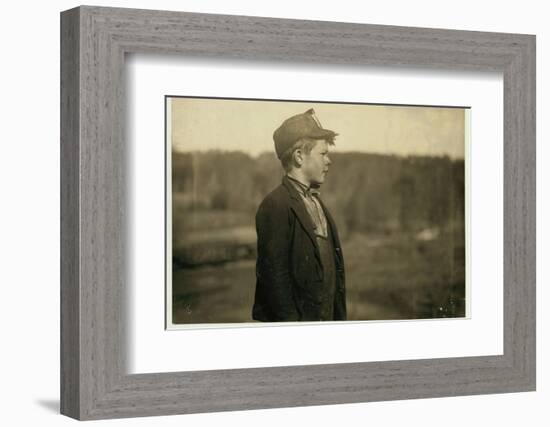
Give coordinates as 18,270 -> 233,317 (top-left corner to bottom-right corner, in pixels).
166,96 -> 468,326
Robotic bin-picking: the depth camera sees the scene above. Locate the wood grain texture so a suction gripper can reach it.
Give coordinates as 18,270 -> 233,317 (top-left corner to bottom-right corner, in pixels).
60,7 -> 80,419
60,5 -> 536,420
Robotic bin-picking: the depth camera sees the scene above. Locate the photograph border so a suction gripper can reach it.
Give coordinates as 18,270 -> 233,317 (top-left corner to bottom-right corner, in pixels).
165,95 -> 472,329
60,6 -> 536,420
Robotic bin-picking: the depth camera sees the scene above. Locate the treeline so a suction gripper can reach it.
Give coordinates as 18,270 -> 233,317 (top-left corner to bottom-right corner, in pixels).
172,150 -> 464,237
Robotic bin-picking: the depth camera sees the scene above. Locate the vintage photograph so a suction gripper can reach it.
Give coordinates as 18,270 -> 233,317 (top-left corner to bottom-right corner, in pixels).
166,96 -> 468,326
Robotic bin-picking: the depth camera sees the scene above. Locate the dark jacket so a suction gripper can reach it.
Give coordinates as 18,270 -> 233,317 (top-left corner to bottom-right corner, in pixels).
252,176 -> 346,322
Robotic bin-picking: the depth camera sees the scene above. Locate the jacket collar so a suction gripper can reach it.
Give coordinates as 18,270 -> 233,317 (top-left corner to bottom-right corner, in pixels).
282,176 -> 342,254
282,176 -> 320,258
282,175 -> 303,201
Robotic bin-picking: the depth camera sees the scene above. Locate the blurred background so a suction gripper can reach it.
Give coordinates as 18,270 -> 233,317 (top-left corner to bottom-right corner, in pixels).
169,97 -> 466,324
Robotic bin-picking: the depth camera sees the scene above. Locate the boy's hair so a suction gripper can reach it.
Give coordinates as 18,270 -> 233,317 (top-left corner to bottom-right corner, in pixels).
279,137 -> 334,172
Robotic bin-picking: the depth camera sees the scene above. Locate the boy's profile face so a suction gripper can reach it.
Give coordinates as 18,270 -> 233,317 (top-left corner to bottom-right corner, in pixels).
300,139 -> 331,186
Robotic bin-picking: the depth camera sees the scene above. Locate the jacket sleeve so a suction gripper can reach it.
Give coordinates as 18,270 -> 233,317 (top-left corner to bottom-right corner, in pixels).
255,196 -> 300,321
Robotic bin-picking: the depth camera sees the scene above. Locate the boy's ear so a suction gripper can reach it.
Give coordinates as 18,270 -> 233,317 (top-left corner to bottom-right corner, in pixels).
294,149 -> 303,166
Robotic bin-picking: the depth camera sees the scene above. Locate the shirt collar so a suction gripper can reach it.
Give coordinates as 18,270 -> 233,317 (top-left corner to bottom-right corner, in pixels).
286,175 -> 321,197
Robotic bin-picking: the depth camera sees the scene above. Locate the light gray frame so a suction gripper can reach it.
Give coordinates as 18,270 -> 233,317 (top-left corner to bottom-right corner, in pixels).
60,5 -> 536,421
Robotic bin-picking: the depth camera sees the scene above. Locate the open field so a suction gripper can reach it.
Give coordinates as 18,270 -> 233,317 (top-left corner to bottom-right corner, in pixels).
171,150 -> 465,324
172,228 -> 465,324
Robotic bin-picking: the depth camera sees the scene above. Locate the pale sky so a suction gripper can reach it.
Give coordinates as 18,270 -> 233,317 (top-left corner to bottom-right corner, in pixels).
170,97 -> 466,159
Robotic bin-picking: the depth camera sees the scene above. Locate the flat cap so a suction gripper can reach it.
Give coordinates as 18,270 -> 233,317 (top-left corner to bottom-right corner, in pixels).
273,108 -> 337,159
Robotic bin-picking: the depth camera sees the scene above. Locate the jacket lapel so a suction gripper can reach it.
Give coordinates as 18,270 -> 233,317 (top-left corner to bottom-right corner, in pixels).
282,177 -> 321,258
318,197 -> 344,267
318,198 -> 340,247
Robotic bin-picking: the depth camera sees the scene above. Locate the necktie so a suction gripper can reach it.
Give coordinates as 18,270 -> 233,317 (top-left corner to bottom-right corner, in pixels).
306,187 -> 321,198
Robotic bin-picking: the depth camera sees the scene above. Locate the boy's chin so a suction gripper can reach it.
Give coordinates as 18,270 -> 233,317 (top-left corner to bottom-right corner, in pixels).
311,178 -> 324,186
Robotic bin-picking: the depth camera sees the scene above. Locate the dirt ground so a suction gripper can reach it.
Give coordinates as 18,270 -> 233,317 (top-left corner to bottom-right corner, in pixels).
172,230 -> 465,324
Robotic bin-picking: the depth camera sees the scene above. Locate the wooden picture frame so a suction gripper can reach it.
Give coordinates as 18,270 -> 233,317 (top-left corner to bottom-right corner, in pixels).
60,5 -> 536,420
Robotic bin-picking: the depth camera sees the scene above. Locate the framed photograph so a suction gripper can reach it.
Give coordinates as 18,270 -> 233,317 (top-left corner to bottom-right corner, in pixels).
61,5 -> 535,420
